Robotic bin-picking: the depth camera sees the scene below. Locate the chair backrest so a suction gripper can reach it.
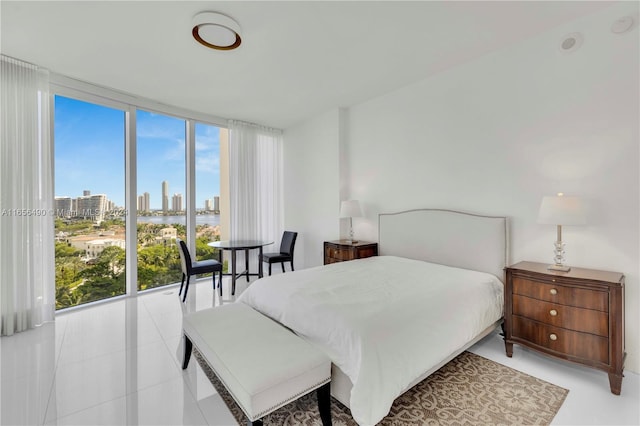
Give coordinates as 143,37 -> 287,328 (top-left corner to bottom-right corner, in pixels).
279,231 -> 298,256
177,239 -> 192,274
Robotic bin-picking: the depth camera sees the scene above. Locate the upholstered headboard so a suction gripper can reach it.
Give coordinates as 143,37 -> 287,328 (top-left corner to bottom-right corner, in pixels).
378,209 -> 508,282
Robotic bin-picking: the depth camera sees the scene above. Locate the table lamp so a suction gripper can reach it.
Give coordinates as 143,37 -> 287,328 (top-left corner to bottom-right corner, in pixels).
537,193 -> 586,272
340,200 -> 362,244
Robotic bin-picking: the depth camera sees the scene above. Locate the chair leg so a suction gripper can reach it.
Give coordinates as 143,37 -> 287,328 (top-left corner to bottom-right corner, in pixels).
218,270 -> 223,297
290,260 -> 295,272
179,273 -> 186,296
268,263 -> 272,276
281,262 -> 285,273
245,249 -> 250,282
182,275 -> 191,303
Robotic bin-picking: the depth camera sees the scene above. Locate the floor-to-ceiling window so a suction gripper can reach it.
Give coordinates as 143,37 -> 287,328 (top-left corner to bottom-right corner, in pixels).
136,110 -> 186,291
194,123 -> 222,263
52,81 -> 226,309
53,95 -> 127,309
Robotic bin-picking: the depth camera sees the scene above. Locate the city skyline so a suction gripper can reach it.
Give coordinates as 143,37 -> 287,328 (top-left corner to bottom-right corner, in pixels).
54,95 -> 221,209
57,187 -> 219,212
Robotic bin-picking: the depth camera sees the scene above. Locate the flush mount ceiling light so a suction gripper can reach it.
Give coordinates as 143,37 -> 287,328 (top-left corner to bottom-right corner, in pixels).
192,12 -> 241,50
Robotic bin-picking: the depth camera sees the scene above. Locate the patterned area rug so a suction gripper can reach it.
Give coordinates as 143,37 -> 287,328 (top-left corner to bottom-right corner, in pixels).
194,350 -> 568,425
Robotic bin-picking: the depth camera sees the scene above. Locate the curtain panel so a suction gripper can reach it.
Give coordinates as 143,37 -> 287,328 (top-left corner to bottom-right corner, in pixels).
0,55 -> 55,335
228,120 -> 284,264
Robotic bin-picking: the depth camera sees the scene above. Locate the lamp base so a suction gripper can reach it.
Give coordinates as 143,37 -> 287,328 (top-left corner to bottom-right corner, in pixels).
548,264 -> 571,272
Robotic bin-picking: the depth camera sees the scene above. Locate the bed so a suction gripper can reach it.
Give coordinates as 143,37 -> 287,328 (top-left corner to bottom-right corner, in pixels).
237,209 -> 508,425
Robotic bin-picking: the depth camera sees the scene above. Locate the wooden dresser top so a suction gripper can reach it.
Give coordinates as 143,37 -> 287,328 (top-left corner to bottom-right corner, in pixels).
507,261 -> 624,284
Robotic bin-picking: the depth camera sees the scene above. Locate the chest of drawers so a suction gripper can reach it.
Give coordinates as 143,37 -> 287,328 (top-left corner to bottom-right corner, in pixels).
504,261 -> 625,394
323,240 -> 378,265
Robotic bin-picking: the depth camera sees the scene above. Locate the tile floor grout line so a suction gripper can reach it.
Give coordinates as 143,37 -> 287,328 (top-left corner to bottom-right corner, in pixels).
42,318 -> 69,425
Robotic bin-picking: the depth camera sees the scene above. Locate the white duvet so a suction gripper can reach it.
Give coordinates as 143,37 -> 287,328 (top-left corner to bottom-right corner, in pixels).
237,256 -> 504,425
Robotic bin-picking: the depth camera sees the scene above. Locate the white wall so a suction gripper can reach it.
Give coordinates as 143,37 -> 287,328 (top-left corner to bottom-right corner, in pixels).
283,109 -> 342,269
284,3 -> 639,374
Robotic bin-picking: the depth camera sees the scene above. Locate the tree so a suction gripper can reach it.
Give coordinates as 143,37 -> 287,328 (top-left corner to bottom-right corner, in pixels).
195,237 -> 217,261
77,246 -> 126,303
55,252 -> 85,309
55,241 -> 82,258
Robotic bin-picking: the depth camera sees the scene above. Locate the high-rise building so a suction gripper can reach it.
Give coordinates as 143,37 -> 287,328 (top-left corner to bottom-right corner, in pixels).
137,192 -> 151,212
54,196 -> 72,217
204,196 -> 220,212
162,181 -> 169,213
171,193 -> 183,212
76,194 -> 107,222
83,190 -> 91,196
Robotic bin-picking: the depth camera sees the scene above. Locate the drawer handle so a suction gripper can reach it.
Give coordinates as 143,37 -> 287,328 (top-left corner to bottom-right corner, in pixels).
552,279 -> 556,282
549,309 -> 558,316
549,334 -> 558,341
550,288 -> 558,295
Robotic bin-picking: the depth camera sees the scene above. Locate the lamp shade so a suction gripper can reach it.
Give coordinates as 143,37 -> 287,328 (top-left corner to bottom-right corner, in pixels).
340,200 -> 362,218
537,194 -> 586,225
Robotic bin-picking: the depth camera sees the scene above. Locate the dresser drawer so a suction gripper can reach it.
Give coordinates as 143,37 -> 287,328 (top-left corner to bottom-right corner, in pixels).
323,241 -> 378,265
355,246 -> 377,259
512,316 -> 609,364
513,277 -> 608,311
324,257 -> 343,264
513,295 -> 608,336
324,244 -> 352,261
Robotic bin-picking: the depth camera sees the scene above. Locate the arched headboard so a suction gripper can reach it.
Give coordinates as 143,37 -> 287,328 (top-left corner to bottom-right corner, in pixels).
378,209 -> 508,282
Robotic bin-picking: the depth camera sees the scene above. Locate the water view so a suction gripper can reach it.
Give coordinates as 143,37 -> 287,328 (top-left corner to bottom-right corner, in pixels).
137,214 -> 220,226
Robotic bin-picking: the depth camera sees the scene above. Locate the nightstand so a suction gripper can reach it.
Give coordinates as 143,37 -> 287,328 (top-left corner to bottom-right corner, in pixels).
323,240 -> 378,265
504,261 -> 625,394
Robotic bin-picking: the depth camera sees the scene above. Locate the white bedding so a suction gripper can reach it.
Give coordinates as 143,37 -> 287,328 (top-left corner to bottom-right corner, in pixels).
237,256 -> 504,425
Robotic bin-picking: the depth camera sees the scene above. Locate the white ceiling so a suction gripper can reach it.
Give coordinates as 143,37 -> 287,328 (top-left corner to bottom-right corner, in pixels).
1,1 -> 613,129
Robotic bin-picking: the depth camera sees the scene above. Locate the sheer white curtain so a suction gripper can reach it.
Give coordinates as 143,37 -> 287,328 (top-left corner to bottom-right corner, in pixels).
228,120 -> 283,262
1,55 -> 55,335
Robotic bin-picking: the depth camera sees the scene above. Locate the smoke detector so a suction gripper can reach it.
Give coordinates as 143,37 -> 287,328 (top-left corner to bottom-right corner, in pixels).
559,32 -> 584,53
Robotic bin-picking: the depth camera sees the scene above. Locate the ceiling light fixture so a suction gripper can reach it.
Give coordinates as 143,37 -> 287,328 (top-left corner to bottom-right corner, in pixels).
192,12 -> 241,51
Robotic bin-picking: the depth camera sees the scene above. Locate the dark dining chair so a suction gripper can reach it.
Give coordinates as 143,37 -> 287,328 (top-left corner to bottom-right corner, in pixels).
177,239 -> 223,302
261,231 -> 298,276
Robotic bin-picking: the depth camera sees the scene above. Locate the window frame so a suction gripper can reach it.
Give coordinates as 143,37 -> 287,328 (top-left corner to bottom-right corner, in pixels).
51,73 -> 226,301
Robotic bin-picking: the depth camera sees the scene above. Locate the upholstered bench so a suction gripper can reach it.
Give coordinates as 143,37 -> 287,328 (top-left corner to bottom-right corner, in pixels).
182,302 -> 332,426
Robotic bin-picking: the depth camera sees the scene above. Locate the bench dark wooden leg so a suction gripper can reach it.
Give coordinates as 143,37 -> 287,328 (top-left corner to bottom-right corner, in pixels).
317,382 -> 332,426
182,335 -> 192,370
248,420 -> 263,426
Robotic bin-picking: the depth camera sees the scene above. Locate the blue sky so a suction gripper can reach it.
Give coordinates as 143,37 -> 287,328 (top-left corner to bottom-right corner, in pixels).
54,95 -> 221,209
